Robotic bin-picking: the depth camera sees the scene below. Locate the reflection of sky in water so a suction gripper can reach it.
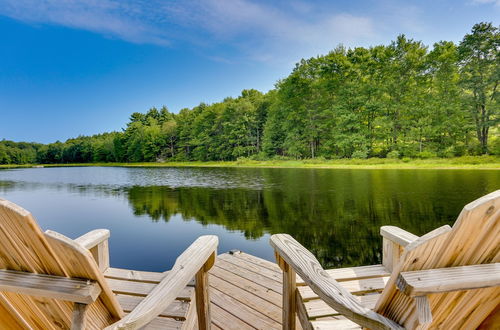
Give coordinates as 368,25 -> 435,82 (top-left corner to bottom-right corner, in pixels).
0,166 -> 269,190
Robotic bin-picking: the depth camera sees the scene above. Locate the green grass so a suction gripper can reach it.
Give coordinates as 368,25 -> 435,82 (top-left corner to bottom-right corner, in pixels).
1,156 -> 499,169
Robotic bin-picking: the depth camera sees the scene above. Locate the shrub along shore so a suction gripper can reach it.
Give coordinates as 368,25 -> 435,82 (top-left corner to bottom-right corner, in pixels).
0,156 -> 499,170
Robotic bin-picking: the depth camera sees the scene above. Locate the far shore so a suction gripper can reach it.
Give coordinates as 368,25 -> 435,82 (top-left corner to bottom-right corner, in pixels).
1,156 -> 499,170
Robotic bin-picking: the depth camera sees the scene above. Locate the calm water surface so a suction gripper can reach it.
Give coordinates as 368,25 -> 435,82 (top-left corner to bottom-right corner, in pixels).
0,166 -> 498,271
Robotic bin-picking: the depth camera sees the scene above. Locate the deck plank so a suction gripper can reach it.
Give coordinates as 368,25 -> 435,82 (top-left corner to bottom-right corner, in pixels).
210,266 -> 282,306
116,252 -> 385,329
298,277 -> 389,300
115,294 -> 189,319
231,251 -> 281,273
209,274 -> 282,323
218,253 -> 283,283
211,303 -> 254,330
208,252 -> 388,329
310,318 -> 361,329
104,267 -> 165,283
213,259 -> 283,293
303,294 -> 380,319
105,267 -> 196,329
211,286 -> 280,329
106,277 -> 194,300
296,264 -> 390,285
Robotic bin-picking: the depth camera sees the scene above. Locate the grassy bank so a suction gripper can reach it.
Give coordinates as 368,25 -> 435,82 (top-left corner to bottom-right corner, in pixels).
0,156 -> 499,170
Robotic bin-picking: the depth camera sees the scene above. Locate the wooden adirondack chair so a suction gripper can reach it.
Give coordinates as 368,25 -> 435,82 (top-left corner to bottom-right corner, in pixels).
0,198 -> 218,329
270,190 -> 500,329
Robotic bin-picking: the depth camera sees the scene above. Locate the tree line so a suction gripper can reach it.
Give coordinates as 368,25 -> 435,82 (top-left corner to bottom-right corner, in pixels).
1,23 -> 498,165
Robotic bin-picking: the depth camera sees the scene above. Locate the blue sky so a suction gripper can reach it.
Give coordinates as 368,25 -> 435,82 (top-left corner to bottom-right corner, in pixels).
0,0 -> 498,143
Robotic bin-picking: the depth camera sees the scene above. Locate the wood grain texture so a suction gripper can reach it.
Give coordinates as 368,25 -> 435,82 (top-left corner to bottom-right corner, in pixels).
71,302 -> 89,330
45,230 -> 124,322
209,265 -> 282,305
219,252 -> 282,282
414,296 -> 431,326
381,226 -> 418,272
0,292 -> 30,329
281,257 -> 297,330
382,238 -> 402,272
195,257 -> 211,330
115,294 -> 189,318
296,264 -> 390,285
74,229 -> 110,250
107,235 -> 218,329
397,263 -> 500,296
375,189 -> 500,329
298,277 -> 388,301
0,269 -> 102,304
75,229 -> 111,271
0,198 -> 122,329
104,267 -> 165,283
0,198 -> 205,329
270,234 -> 403,330
302,294 -> 380,318
105,266 -> 197,328
380,226 -> 419,247
208,272 -> 282,322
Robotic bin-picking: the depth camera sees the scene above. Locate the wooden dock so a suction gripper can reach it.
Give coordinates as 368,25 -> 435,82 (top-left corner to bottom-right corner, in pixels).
103,250 -> 391,329
207,251 -> 390,329
208,251 -> 285,329
3,193 -> 497,329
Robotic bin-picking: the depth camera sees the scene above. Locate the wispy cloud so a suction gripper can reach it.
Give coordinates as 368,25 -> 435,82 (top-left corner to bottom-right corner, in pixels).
471,0 -> 500,5
174,0 -> 375,62
0,0 -> 377,63
0,0 -> 170,45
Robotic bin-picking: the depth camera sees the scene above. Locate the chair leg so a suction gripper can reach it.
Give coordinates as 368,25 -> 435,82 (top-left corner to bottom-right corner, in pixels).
195,252 -> 215,330
276,252 -> 297,330
71,302 -> 89,330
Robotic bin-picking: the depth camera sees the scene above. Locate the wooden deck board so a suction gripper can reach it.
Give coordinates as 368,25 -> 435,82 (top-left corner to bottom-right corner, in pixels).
103,252 -> 388,329
218,253 -> 283,282
210,266 -> 282,306
213,259 -> 283,293
104,267 -> 196,329
210,251 -> 291,329
210,275 -> 282,323
209,251 -> 388,329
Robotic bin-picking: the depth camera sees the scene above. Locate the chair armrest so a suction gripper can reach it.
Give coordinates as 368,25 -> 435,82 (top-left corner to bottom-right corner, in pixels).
380,226 -> 419,272
75,229 -> 110,249
396,263 -> 500,297
75,229 -> 110,271
270,234 -> 403,330
106,235 -> 218,330
380,226 -> 418,247
0,269 -> 102,304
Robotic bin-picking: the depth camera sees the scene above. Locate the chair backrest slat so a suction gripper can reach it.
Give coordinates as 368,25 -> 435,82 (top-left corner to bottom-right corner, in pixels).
375,190 -> 500,329
0,199 -> 123,328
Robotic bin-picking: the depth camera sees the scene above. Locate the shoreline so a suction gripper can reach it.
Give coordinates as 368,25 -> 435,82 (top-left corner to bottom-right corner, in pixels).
1,157 -> 499,170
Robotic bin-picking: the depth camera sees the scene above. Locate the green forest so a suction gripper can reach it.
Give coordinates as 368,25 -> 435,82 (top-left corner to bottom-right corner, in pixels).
1,23 -> 498,165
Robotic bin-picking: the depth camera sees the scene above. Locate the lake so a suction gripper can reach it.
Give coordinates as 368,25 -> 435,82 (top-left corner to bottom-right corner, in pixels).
0,166 -> 498,272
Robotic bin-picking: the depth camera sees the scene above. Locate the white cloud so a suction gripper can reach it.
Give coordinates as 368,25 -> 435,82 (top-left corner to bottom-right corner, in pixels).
0,0 -> 170,45
0,0 -> 376,63
472,0 -> 500,4
170,0 -> 376,62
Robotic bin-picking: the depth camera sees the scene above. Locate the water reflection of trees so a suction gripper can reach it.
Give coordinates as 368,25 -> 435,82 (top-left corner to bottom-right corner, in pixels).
125,168 -> 495,268
2,168 -> 497,268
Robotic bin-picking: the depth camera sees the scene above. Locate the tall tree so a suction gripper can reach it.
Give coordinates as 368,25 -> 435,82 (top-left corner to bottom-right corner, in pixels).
458,23 -> 499,154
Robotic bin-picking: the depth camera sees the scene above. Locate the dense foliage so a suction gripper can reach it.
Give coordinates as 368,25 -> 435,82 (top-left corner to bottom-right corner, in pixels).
1,23 -> 498,165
